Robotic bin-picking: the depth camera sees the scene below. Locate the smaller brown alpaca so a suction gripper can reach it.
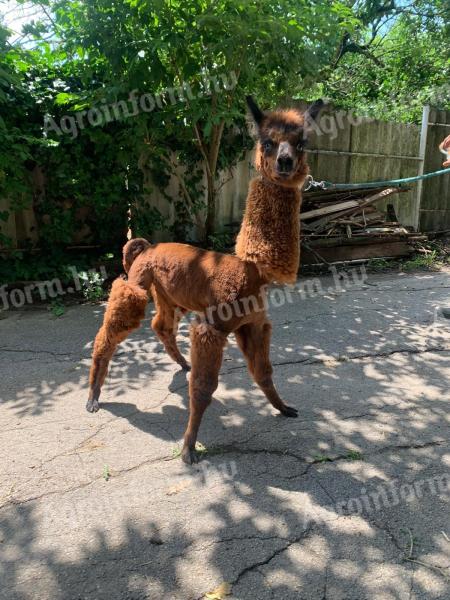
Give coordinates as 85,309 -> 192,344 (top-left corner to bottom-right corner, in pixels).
86,96 -> 323,464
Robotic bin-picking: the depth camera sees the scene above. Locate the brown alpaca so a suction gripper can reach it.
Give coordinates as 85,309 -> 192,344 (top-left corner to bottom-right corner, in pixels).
86,97 -> 323,464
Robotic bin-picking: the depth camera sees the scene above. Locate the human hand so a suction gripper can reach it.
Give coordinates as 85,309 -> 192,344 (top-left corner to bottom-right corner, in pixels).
439,134 -> 450,167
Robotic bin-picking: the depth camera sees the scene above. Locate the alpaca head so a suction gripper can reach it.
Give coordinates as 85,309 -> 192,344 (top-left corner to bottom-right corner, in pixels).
246,96 -> 323,188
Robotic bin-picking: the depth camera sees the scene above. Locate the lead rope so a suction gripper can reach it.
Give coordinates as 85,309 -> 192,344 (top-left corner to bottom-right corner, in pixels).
303,166 -> 450,192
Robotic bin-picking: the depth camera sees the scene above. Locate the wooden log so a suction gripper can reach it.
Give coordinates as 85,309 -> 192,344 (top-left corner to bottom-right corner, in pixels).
328,213 -> 384,225
303,186 -> 388,203
309,188 -> 408,233
303,233 -> 425,248
301,241 -> 413,265
300,200 -> 360,220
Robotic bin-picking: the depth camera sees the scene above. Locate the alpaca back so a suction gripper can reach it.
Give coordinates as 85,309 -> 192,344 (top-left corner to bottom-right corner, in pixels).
122,238 -> 152,273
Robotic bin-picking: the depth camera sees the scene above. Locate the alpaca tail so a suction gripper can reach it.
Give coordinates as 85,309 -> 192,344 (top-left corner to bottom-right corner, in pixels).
122,238 -> 151,273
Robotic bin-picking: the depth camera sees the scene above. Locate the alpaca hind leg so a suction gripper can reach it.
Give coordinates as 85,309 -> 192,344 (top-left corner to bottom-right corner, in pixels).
151,291 -> 190,370
86,279 -> 148,413
235,321 -> 298,417
182,323 -> 227,465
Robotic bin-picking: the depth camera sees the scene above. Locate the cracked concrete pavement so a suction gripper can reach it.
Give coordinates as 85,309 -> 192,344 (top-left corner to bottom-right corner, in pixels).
1,268 -> 449,599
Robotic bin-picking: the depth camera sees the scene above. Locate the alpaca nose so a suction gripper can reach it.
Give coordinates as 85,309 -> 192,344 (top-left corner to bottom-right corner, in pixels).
277,154 -> 293,172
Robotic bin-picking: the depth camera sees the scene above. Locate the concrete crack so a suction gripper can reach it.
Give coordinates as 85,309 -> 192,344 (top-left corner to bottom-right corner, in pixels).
230,526 -> 314,588
322,565 -> 329,600
188,533 -> 290,555
205,438 -> 447,482
0,451 -> 173,510
383,439 -> 446,452
0,346 -> 78,358
311,473 -> 337,505
223,345 -> 449,375
409,562 -> 415,600
271,345 -> 449,368
203,444 -> 308,468
369,520 -> 405,554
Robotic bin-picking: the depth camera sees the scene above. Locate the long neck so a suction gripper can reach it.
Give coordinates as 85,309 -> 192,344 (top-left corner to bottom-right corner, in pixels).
235,177 -> 302,284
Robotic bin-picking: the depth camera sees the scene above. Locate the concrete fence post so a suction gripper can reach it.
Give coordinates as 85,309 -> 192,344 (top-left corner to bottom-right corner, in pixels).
414,105 -> 430,231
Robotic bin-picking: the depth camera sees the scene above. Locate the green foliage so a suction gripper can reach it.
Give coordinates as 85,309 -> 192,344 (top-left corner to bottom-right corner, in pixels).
313,454 -> 333,463
345,450 -> 363,461
402,250 -> 440,271
0,24 -> 38,242
324,1 -> 450,121
0,20 -> 131,257
171,447 -> 182,459
0,249 -> 91,284
1,0 -> 449,285
79,270 -> 106,301
207,230 -> 234,252
1,0 -> 353,253
103,464 -> 110,481
49,298 -> 65,317
366,257 -> 391,271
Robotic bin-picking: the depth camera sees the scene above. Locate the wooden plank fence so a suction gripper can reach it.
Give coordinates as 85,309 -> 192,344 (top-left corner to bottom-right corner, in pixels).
212,105 -> 450,235
2,106 -> 450,249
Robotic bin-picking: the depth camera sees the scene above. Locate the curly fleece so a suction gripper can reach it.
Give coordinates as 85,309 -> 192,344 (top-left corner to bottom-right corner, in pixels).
87,101 -> 312,461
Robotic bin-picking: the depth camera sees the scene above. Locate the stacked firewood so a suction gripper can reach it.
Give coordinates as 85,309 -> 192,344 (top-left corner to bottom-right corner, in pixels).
300,185 -> 427,265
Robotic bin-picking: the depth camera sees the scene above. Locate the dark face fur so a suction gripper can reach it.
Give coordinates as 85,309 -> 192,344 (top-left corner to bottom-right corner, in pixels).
246,96 -> 323,188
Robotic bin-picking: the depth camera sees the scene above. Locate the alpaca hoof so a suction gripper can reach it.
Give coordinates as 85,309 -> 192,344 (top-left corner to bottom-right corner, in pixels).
181,446 -> 199,465
280,405 -> 298,418
86,398 -> 100,413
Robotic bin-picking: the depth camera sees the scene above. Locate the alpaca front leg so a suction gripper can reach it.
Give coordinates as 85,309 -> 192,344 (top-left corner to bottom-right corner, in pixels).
182,323 -> 227,464
235,321 -> 298,418
86,279 -> 148,413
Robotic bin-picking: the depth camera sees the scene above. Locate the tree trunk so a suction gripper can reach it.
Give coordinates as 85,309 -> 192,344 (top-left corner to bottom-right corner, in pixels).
203,120 -> 225,240
204,172 -> 216,240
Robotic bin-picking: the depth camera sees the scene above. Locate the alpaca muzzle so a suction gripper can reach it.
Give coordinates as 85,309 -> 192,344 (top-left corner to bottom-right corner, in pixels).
276,141 -> 296,175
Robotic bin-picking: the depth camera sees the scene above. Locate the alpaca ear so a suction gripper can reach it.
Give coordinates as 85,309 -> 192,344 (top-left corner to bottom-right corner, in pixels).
305,99 -> 324,125
246,96 -> 265,126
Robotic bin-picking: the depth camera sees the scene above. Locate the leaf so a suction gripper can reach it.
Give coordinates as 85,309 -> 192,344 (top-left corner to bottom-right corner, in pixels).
205,582 -> 232,599
203,120 -> 213,138
55,92 -> 74,105
78,440 -> 106,453
49,299 -> 65,317
166,479 -> 192,496
195,442 -> 207,454
51,304 -> 65,317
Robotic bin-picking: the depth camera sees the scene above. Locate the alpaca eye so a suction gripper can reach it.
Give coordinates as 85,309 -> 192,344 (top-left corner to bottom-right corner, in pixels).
262,140 -> 273,152
297,142 -> 305,152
